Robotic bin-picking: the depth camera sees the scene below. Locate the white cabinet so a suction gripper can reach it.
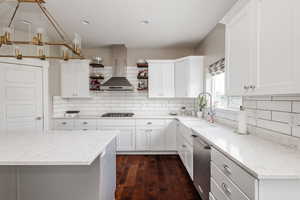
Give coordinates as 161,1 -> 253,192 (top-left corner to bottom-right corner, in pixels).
60,60 -> 90,98
225,0 -> 257,96
253,0 -> 299,95
99,119 -> 136,152
225,0 -> 300,96
53,119 -> 97,131
175,56 -> 204,98
164,120 -> 177,151
177,122 -> 193,179
136,128 -> 165,151
148,60 -> 175,98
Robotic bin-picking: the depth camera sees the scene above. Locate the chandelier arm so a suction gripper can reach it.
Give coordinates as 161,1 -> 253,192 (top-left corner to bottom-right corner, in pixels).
36,1 -> 67,43
8,2 -> 21,27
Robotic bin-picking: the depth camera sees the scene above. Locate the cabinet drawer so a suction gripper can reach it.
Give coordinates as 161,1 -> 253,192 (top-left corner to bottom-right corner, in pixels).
211,178 -> 230,200
54,119 -> 74,130
99,119 -> 135,127
179,123 -> 193,145
211,148 -> 257,200
211,162 -> 249,200
136,119 -> 165,127
74,119 -> 97,130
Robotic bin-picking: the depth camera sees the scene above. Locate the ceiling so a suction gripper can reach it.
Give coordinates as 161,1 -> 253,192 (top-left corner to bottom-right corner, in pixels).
0,0 -> 237,48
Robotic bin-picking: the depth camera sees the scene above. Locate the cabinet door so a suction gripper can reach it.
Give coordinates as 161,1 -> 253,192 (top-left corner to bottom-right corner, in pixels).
61,60 -> 90,98
254,0 -> 294,95
135,129 -> 150,151
148,61 -> 175,98
75,61 -> 90,97
149,129 -> 165,151
175,60 -> 189,97
185,143 -> 193,179
101,127 -> 135,151
61,61 -> 76,97
225,1 -> 255,96
165,120 -> 177,151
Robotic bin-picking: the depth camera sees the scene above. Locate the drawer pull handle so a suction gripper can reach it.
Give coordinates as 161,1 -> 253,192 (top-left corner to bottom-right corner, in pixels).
223,165 -> 232,175
222,183 -> 231,196
147,122 -> 152,125
62,122 -> 67,125
83,122 -> 88,125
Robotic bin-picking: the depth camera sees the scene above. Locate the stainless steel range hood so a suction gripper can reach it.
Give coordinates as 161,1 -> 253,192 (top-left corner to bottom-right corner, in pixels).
101,45 -> 134,91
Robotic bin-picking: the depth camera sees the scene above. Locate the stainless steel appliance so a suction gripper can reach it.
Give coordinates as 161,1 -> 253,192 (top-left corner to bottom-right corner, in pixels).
193,132 -> 211,200
101,45 -> 134,91
101,113 -> 134,118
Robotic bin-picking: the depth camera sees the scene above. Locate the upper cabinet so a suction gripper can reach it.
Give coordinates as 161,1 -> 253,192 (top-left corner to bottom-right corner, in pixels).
60,60 -> 90,98
148,56 -> 204,98
175,56 -> 204,98
148,60 -> 175,98
225,0 -> 257,96
225,0 -> 300,96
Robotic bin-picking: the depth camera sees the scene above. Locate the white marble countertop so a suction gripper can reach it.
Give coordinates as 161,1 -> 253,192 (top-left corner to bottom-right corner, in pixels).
0,131 -> 117,166
52,114 -> 179,119
178,117 -> 300,180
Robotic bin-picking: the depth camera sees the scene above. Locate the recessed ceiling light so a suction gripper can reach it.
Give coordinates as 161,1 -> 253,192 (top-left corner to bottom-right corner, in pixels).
82,19 -> 90,25
141,20 -> 150,25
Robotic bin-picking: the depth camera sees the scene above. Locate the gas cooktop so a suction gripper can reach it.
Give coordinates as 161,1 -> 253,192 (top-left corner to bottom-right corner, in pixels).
101,113 -> 135,118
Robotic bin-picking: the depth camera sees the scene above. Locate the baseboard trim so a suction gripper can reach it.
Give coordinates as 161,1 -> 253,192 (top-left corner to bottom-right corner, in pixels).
117,151 -> 178,155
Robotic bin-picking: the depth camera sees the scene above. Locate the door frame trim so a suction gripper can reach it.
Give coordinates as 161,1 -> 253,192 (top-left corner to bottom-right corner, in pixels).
0,58 -> 49,131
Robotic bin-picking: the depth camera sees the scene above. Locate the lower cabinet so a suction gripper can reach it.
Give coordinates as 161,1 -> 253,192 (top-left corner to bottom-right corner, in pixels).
136,128 -> 165,151
53,118 -> 177,153
177,122 -> 193,179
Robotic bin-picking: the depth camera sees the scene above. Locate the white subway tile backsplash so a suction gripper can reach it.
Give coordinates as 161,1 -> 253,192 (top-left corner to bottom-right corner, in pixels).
293,126 -> 300,138
256,110 -> 271,120
257,101 -> 291,112
272,111 -> 292,124
243,101 -> 257,109
257,119 -> 291,136
292,102 -> 300,113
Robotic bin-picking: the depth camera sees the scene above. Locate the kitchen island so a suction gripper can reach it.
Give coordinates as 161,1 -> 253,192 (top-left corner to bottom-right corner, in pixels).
0,131 -> 117,200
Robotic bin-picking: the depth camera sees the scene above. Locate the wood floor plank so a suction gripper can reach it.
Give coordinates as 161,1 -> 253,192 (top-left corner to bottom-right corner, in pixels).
116,155 -> 201,200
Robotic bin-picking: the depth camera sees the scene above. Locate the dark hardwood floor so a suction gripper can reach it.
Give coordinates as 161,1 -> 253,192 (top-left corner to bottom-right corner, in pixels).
116,155 -> 201,200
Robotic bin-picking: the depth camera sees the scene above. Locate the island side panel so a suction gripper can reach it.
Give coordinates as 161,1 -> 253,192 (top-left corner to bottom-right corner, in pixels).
17,138 -> 116,200
18,158 -> 101,200
0,166 -> 16,200
259,179 -> 300,200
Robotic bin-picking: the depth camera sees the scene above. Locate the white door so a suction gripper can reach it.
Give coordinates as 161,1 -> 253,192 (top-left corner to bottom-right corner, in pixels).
135,129 -> 150,151
149,129 -> 165,151
254,0 -> 295,95
225,1 -> 256,96
165,120 -> 177,151
148,61 -> 175,98
175,60 -> 189,97
75,62 -> 90,97
0,63 -> 43,132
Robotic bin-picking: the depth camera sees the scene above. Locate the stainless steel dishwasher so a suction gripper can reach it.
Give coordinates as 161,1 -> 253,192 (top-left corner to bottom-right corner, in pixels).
192,132 -> 211,200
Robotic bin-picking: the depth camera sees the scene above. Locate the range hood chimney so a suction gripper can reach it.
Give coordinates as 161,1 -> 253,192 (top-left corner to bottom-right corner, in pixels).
101,45 -> 134,91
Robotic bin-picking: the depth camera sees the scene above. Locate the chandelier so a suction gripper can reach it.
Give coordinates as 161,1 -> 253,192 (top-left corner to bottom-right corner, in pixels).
0,0 -> 84,61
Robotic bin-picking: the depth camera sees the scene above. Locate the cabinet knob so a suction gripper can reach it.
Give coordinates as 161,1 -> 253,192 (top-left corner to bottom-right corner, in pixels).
222,183 -> 232,196
83,122 -> 88,125
250,85 -> 256,89
36,116 -> 43,120
62,122 -> 67,125
147,122 -> 152,125
244,86 -> 249,90
223,164 -> 232,175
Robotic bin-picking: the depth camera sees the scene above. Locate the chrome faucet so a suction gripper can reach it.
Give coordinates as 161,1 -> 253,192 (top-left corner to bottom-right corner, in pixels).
196,92 -> 215,123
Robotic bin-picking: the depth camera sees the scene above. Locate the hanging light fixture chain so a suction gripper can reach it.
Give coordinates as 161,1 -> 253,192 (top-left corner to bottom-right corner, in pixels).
36,1 -> 67,42
8,2 -> 20,27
